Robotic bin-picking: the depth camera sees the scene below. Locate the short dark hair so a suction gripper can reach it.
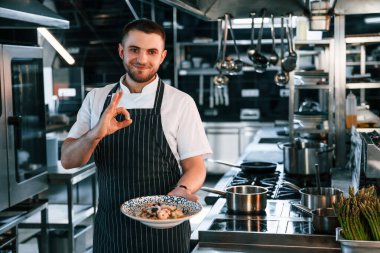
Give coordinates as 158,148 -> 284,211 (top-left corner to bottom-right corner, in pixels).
121,19 -> 166,46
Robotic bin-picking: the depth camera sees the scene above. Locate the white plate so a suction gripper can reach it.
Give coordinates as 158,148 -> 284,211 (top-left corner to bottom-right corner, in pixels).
120,195 -> 202,229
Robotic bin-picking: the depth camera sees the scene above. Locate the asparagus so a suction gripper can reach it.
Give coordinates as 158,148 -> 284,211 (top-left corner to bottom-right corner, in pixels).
334,186 -> 379,241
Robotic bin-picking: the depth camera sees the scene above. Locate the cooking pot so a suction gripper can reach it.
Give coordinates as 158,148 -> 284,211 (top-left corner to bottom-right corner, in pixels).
277,140 -> 334,175
292,203 -> 339,235
206,159 -> 277,174
201,186 -> 267,213
283,181 -> 343,209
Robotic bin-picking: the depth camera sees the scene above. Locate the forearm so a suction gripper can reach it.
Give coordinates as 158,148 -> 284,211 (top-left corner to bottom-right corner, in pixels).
177,156 -> 206,193
61,129 -> 101,169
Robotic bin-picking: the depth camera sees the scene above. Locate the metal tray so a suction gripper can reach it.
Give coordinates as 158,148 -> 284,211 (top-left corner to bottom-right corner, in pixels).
336,228 -> 380,253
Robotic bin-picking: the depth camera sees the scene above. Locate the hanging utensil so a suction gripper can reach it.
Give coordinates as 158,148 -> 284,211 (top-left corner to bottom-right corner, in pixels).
251,9 -> 268,73
223,84 -> 229,106
199,75 -> 204,106
274,17 -> 289,86
315,164 -> 322,195
213,16 -> 229,93
269,14 -> 279,65
247,12 -> 256,62
281,13 -> 297,72
227,15 -> 243,74
209,76 -> 214,108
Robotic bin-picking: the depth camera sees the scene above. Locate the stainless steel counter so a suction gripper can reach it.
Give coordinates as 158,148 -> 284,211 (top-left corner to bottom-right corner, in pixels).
191,126 -> 351,252
191,198 -> 340,253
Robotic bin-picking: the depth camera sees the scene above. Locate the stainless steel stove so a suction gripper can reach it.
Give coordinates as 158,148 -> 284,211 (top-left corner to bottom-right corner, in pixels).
192,165 -> 340,253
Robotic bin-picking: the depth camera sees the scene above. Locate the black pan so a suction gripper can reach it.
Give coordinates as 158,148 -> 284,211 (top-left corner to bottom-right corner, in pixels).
207,159 -> 277,173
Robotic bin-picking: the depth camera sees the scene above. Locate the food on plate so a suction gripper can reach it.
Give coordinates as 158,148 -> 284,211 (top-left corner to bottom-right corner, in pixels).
137,202 -> 186,220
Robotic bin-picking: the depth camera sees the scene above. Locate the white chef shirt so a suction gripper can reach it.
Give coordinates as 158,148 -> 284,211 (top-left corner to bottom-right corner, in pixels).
67,75 -> 212,162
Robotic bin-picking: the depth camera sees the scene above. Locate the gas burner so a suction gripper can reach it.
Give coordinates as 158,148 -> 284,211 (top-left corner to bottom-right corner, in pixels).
229,175 -> 251,186
283,173 -> 331,188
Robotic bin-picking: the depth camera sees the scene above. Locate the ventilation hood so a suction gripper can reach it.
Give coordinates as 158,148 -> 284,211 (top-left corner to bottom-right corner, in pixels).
160,0 -> 380,20
159,0 -> 310,20
0,0 -> 69,29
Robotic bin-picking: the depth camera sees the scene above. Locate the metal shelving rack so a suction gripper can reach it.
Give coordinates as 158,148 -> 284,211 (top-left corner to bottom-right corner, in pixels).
288,38 -> 335,147
334,15 -> 380,169
21,162 -> 97,253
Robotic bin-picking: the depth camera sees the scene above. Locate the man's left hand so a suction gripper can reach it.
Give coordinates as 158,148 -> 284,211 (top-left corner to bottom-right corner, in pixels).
168,187 -> 199,202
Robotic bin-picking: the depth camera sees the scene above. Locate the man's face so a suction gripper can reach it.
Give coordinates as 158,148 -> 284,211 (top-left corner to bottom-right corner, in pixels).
118,30 -> 167,83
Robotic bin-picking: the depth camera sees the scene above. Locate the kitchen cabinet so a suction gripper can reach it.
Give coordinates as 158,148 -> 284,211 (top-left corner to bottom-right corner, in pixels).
289,39 -> 335,146
204,122 -> 273,173
21,162 -> 97,253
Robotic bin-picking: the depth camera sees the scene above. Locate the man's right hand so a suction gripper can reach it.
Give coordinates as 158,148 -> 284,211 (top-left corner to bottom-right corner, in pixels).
93,89 -> 133,140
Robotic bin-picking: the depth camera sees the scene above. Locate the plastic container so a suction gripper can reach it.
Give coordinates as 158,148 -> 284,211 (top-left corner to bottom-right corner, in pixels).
345,91 -> 357,129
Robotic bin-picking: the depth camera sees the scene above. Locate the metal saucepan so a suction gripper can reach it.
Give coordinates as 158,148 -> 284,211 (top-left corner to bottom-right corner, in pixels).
206,159 -> 277,174
201,185 -> 268,213
292,203 -> 339,235
283,181 -> 343,209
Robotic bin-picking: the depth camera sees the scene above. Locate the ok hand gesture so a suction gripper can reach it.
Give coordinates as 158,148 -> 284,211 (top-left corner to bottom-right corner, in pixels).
94,90 -> 133,139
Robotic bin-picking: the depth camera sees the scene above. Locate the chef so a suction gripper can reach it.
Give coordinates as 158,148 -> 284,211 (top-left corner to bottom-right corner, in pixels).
61,18 -> 212,253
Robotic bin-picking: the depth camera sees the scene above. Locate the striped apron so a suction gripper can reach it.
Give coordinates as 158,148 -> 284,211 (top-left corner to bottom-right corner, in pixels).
93,80 -> 190,253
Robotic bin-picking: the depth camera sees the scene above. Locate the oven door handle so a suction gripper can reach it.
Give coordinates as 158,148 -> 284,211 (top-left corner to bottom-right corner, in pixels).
8,115 -> 22,150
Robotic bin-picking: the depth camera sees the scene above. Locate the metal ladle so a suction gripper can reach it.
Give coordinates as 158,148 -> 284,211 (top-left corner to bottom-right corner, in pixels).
281,13 -> 297,72
269,14 -> 279,66
251,9 -> 268,73
274,17 -> 289,86
247,12 -> 256,62
227,15 -> 243,74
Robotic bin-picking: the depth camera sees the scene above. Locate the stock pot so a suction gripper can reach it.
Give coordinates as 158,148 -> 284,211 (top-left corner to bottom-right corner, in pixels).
277,140 -> 334,175
201,185 -> 267,213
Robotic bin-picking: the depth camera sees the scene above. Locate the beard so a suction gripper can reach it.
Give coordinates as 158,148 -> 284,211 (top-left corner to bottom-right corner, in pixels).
124,62 -> 157,83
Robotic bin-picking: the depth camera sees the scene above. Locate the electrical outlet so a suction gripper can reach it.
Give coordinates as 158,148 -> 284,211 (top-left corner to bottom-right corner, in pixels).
280,89 -> 289,97
241,89 -> 259,97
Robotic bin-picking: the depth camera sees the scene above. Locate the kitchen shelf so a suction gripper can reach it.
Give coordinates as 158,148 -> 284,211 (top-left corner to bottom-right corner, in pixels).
346,61 -> 380,66
21,162 -> 97,253
178,39 -> 287,47
1,200 -> 48,253
346,82 -> 380,89
21,204 -> 94,229
293,128 -> 329,134
178,66 -> 280,76
294,84 -> 330,90
289,39 -> 335,144
346,35 -> 380,44
294,39 -> 332,45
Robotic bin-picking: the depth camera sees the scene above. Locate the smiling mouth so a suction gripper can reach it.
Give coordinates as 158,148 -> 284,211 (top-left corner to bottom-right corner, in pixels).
134,64 -> 149,70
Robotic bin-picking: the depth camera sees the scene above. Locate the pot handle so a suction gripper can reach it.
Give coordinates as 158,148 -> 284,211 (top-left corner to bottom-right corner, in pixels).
316,144 -> 335,155
200,187 -> 227,197
291,203 -> 313,215
277,142 -> 286,150
206,159 -> 241,168
282,180 -> 301,191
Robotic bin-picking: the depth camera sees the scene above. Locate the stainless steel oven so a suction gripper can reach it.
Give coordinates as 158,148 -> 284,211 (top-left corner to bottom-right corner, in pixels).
0,44 -> 48,212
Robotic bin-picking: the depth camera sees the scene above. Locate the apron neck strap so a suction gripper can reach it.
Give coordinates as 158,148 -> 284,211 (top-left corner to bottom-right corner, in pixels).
101,78 -> 165,114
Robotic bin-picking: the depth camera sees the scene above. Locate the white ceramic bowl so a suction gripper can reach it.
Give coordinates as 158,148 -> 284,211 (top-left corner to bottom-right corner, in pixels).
120,195 -> 202,229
